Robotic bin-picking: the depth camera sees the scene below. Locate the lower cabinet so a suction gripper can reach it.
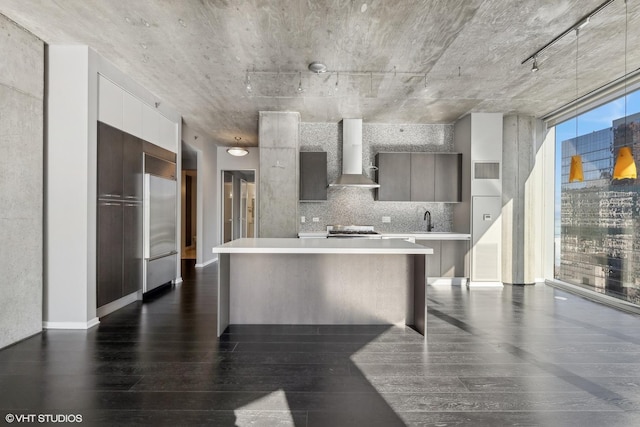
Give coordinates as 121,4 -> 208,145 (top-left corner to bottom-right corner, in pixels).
97,201 -> 124,307
416,239 -> 468,280
122,202 -> 143,296
97,200 -> 142,307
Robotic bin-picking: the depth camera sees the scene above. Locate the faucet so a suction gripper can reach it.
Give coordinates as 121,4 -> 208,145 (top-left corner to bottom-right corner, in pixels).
423,210 -> 433,232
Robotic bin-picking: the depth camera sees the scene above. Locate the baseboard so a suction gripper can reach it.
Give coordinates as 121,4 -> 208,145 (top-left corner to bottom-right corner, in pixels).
173,277 -> 183,284
428,277 -> 468,286
195,256 -> 217,268
467,281 -> 504,288
535,277 -> 546,283
96,292 -> 139,318
43,317 -> 100,330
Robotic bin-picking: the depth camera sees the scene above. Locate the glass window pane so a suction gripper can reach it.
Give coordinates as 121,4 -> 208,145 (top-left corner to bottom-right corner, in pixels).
554,91 -> 640,305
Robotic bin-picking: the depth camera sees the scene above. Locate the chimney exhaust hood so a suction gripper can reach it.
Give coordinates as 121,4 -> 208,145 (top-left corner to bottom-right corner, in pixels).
329,119 -> 380,188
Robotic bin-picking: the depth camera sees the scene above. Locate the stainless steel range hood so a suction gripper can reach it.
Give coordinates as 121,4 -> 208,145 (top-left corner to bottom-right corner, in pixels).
329,118 -> 380,188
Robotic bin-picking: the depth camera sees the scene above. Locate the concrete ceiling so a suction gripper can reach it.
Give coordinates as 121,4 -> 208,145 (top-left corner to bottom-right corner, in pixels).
1,0 -> 637,147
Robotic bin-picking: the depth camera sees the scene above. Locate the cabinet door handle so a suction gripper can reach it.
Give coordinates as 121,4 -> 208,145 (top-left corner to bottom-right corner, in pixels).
101,194 -> 120,197
124,196 -> 138,199
124,203 -> 139,207
101,202 -> 121,206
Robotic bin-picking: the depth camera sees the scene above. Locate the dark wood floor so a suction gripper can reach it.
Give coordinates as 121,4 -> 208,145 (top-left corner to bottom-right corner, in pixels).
2,261 -> 640,426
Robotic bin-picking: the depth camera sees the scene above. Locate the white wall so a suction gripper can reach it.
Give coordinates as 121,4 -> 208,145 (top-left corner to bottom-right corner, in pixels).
45,45 -> 181,328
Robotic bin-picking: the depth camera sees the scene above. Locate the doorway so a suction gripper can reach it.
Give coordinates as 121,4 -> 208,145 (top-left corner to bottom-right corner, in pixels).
222,170 -> 256,243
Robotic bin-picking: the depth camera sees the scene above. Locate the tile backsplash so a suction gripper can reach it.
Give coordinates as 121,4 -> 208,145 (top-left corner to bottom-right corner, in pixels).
299,122 -> 456,233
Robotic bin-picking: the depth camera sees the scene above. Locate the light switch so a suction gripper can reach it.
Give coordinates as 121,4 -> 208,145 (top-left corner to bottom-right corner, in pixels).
301,216 -> 306,223
312,217 -> 320,222
483,214 -> 492,221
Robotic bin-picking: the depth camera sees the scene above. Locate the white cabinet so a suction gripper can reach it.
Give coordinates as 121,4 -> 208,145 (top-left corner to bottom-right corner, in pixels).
98,75 -> 177,153
471,196 -> 502,282
141,103 -> 160,145
122,91 -> 143,138
98,76 -> 123,128
158,115 -> 177,153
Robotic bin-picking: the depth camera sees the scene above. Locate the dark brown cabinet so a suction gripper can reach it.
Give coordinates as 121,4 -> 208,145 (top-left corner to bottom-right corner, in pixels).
376,152 -> 462,202
98,122 -> 123,199
97,121 -> 144,308
122,202 -> 143,296
300,151 -> 327,201
122,133 -> 143,200
97,201 -> 124,307
375,153 -> 411,201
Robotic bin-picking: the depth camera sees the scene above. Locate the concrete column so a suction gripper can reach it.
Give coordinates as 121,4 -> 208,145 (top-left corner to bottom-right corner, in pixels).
502,115 -> 547,285
259,112 -> 300,237
0,16 -> 44,348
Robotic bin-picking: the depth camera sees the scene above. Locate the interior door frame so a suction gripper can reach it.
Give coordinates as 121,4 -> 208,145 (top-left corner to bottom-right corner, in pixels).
220,169 -> 257,244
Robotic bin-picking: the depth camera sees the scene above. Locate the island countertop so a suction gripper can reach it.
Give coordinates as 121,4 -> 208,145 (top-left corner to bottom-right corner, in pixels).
213,237 -> 434,255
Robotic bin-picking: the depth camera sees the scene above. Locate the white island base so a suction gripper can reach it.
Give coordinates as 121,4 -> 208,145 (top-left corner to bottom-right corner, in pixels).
214,238 -> 433,338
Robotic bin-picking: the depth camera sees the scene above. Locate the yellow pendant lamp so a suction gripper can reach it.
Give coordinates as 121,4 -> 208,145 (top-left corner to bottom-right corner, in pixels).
569,155 -> 584,182
613,146 -> 637,180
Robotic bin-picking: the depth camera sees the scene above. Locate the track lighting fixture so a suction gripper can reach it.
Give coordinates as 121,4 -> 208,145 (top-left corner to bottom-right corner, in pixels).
297,72 -> 304,93
531,57 -> 539,73
245,70 -> 252,94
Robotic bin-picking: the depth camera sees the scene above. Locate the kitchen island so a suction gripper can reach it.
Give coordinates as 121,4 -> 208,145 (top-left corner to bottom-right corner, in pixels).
213,238 -> 433,337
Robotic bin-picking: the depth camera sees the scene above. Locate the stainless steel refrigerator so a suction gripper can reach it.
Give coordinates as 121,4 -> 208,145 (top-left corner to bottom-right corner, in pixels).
143,154 -> 178,293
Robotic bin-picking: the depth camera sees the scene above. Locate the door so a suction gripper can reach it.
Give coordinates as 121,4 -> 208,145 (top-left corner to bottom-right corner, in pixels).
223,172 -> 233,243
123,202 -> 143,295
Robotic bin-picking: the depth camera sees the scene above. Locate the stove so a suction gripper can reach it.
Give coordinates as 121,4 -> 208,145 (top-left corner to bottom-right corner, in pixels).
326,225 -> 382,239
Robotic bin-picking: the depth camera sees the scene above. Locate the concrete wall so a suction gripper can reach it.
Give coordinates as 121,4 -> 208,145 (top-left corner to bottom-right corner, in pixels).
0,16 -> 44,348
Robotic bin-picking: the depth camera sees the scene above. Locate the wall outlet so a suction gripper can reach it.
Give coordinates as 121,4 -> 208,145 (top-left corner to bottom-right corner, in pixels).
312,217 -> 320,222
382,216 -> 391,223
301,216 -> 306,223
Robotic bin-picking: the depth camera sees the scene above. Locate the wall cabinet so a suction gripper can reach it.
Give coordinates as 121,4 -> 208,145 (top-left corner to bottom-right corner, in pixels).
376,152 -> 461,202
300,151 -> 327,201
376,153 -> 411,201
97,200 -> 124,307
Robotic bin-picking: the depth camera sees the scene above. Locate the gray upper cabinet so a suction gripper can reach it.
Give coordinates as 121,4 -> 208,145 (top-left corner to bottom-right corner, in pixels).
434,153 -> 462,202
410,153 -> 435,201
375,153 -> 411,201
376,152 -> 462,202
300,151 -> 327,201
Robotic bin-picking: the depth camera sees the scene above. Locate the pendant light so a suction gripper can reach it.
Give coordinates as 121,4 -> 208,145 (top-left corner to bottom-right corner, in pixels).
569,155 -> 584,182
569,27 -> 585,183
227,136 -> 249,157
613,146 -> 637,179
613,0 -> 637,180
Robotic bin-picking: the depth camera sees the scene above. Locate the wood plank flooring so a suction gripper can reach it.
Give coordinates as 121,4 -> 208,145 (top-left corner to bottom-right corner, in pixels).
2,260 -> 640,426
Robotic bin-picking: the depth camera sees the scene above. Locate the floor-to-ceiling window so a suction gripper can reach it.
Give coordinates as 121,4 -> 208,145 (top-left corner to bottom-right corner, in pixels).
555,90 -> 640,305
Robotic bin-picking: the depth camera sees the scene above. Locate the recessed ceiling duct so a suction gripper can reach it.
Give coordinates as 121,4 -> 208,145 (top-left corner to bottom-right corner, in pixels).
329,118 -> 380,188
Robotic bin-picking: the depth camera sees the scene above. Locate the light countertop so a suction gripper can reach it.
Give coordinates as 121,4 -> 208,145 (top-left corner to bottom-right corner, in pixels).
298,232 -> 471,240
213,238 -> 434,255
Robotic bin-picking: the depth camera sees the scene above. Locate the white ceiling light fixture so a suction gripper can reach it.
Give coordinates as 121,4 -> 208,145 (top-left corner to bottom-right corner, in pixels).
308,61 -> 327,73
227,136 -> 249,157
